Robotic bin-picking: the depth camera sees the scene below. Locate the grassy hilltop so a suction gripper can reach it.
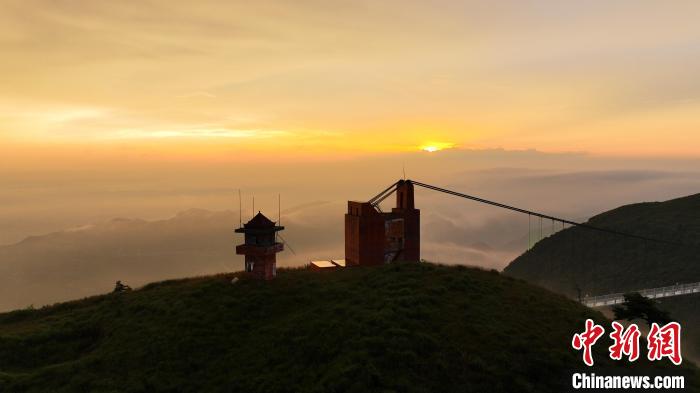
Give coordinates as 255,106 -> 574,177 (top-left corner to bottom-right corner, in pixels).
0,263 -> 697,392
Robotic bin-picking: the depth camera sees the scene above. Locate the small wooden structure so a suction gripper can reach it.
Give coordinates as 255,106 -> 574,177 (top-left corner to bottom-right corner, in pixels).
235,212 -> 284,280
309,259 -> 347,270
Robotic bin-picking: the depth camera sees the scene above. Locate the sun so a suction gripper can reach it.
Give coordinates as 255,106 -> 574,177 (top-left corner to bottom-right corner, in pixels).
420,142 -> 455,153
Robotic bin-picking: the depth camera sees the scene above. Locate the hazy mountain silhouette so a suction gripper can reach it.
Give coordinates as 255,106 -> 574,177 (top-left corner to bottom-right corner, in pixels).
0,209 -> 244,311
0,198 -> 525,312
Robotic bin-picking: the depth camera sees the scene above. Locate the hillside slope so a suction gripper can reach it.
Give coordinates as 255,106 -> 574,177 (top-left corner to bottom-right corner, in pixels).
504,193 -> 700,362
505,193 -> 700,296
0,263 -> 696,392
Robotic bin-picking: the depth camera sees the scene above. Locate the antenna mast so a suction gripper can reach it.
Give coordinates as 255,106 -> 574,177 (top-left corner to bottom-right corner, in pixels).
238,189 -> 242,228
278,194 -> 281,225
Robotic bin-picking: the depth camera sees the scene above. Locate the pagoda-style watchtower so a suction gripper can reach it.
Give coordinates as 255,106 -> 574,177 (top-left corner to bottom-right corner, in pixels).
235,212 -> 284,280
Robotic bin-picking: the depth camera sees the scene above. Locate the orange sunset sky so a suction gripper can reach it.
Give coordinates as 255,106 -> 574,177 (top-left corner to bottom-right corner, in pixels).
1,0 -> 700,161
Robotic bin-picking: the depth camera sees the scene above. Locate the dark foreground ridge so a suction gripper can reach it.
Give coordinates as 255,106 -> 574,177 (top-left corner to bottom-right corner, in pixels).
0,263 -> 697,392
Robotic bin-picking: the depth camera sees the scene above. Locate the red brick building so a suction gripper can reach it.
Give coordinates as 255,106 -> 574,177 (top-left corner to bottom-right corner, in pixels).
235,212 -> 284,280
345,180 -> 420,265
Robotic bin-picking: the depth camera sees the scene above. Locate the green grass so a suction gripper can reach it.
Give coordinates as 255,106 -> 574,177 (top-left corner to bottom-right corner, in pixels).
0,263 -> 697,392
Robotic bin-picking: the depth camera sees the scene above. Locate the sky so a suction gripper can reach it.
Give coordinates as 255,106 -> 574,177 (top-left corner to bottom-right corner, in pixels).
2,0 -> 700,161
2,1 -> 700,255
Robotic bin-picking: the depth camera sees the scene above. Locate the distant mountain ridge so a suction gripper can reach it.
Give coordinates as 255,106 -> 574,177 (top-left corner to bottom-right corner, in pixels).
0,209 -> 242,312
0,201 -> 349,313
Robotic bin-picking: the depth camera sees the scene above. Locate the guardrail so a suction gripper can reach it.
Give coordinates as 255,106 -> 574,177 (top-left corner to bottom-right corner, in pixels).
582,282 -> 700,307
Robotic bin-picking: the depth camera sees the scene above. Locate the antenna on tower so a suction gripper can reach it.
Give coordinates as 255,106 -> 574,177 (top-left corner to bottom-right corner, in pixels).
402,163 -> 406,180
238,189 -> 242,228
276,193 -> 281,243
252,196 -> 255,219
